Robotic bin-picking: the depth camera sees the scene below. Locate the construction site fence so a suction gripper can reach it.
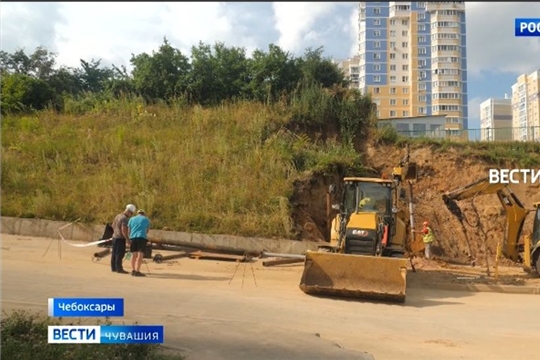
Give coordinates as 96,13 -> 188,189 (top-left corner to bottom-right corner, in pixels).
383,126 -> 540,142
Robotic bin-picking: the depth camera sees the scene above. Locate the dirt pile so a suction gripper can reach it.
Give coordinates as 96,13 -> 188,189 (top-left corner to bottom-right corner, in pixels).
292,142 -> 540,269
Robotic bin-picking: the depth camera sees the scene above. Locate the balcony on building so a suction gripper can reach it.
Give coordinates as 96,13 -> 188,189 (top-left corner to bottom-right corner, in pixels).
389,2 -> 411,18
426,2 -> 465,12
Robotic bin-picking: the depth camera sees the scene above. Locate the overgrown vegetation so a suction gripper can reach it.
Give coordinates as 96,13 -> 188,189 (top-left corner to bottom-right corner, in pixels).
1,88 -> 372,238
372,126 -> 540,168
1,310 -> 183,360
2,38 -> 538,239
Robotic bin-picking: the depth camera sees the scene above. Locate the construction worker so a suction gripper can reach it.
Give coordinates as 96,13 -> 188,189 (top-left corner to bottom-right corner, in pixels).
358,197 -> 374,210
420,221 -> 435,259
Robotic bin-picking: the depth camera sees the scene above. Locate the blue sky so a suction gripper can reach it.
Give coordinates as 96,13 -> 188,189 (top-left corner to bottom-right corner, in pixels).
2,2 -> 539,129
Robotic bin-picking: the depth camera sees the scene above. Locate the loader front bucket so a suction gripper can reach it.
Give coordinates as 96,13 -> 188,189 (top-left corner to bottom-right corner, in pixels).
299,251 -> 408,303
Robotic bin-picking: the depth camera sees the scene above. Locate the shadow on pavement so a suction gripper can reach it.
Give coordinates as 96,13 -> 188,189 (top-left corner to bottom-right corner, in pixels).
148,273 -> 230,281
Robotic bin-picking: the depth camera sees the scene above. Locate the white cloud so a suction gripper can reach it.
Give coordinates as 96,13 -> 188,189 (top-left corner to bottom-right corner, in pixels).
272,2 -> 339,54
467,97 -> 484,129
466,2 -> 540,77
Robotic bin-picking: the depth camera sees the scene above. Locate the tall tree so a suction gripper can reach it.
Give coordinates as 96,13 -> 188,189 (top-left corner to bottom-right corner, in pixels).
247,44 -> 302,103
300,46 -> 347,88
130,37 -> 191,102
188,41 -> 250,105
1,73 -> 55,113
0,46 -> 57,80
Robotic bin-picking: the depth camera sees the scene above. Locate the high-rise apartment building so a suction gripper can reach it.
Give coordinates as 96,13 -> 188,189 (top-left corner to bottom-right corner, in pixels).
357,2 -> 468,133
511,69 -> 540,141
333,56 -> 361,88
479,97 -> 512,141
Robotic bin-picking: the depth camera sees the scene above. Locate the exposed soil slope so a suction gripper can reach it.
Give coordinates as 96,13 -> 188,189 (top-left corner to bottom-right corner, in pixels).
292,143 -> 540,270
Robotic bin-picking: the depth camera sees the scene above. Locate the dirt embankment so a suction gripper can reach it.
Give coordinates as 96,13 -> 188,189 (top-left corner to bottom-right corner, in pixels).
291,143 -> 540,269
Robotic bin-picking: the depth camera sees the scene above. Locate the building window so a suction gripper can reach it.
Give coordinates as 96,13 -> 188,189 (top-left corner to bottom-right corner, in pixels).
374,41 -> 381,48
390,53 -> 396,59
418,59 -> 427,67
390,41 -> 396,48
374,7 -> 381,14
416,2 -> 425,8
374,87 -> 381,94
418,83 -> 427,91
418,95 -> 426,102
418,14 -> 426,21
403,88 -> 409,94
390,19 -> 396,26
402,53 -> 408,59
374,52 -> 381,59
374,64 -> 381,71
402,65 -> 409,71
377,110 -> 381,117
390,99 -> 397,105
418,24 -> 426,31
390,111 -> 397,117
390,76 -> 397,83
403,99 -> 409,105
373,99 -> 380,105
418,36 -> 426,43
390,87 -> 397,94
418,47 -> 427,55
390,30 -> 396,37
390,64 -> 396,71
374,19 -> 381,26
418,107 -> 426,114
402,76 -> 409,82
403,111 -> 410,117
419,71 -> 427,79
402,42 -> 408,48
373,75 -> 381,82
402,19 -> 408,26
374,30 -> 381,37
402,30 -> 409,37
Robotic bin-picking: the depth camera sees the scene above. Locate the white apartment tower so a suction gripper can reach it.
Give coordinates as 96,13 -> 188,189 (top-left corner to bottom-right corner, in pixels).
511,69 -> 540,141
480,97 -> 512,141
357,2 -> 468,133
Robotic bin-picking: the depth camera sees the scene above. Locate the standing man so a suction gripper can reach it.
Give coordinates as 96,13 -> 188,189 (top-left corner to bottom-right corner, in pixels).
128,209 -> 151,277
420,221 -> 435,259
111,204 -> 136,274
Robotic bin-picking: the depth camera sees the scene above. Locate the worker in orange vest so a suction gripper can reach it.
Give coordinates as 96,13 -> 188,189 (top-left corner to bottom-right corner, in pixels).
414,220 -> 435,259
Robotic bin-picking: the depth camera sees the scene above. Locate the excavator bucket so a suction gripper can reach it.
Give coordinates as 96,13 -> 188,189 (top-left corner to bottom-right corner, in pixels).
299,251 -> 408,303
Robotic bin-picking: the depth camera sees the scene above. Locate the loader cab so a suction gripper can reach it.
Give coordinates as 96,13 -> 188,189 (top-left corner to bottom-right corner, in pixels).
342,179 -> 393,216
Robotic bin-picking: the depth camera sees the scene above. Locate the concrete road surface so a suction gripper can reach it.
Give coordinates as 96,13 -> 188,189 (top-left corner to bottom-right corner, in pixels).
1,234 -> 538,360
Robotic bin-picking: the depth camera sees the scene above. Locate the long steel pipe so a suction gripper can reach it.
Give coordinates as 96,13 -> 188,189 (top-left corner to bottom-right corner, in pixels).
260,251 -> 306,259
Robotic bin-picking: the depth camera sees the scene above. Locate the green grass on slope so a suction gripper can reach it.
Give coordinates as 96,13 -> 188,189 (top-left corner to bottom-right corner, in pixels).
1,99 -> 365,238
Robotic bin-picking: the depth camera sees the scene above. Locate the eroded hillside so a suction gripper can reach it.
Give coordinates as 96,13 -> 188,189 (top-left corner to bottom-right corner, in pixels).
292,142 -> 540,267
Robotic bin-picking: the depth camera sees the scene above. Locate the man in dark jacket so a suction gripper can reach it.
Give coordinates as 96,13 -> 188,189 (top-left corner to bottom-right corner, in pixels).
111,204 -> 136,273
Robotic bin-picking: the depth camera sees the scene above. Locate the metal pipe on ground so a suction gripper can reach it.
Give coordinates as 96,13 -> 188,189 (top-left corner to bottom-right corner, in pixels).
153,252 -> 189,263
260,251 -> 305,259
262,257 -> 305,267
149,238 -> 257,256
94,248 -> 111,258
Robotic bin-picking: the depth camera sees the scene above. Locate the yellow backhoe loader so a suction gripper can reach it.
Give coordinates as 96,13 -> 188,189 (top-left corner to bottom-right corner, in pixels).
442,177 -> 540,276
299,147 -> 418,303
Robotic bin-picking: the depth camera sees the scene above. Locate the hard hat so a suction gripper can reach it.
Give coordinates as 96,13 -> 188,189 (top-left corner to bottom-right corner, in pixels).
423,221 -> 429,226
126,204 -> 136,213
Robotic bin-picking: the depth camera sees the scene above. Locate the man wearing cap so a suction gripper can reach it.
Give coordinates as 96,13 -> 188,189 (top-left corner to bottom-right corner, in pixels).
111,204 -> 136,274
128,209 -> 151,277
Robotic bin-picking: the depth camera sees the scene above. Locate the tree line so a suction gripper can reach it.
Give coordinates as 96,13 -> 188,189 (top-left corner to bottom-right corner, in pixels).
0,38 -> 351,113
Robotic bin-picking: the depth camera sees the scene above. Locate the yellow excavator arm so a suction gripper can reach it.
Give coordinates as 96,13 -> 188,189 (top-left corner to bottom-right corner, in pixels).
442,177 -> 529,263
